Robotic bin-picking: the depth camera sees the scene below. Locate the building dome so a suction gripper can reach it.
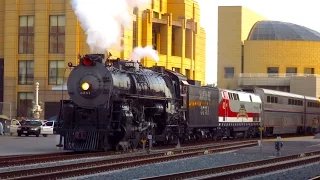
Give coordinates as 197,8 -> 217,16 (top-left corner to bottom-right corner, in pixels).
247,20 -> 320,41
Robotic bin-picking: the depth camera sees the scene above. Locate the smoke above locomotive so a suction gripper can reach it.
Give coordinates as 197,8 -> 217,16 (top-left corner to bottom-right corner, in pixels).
69,0 -> 158,62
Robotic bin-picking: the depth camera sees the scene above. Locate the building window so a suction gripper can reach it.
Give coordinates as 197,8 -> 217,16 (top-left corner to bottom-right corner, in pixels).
18,60 -> 34,85
49,15 -> 65,54
185,69 -> 190,79
172,67 -> 181,73
267,67 -> 279,77
132,21 -> 137,49
19,16 -> 34,54
48,61 -> 65,85
152,32 -> 158,50
224,67 -> 234,78
17,92 -> 33,117
171,27 -> 176,56
286,67 -> 297,75
304,68 -> 314,75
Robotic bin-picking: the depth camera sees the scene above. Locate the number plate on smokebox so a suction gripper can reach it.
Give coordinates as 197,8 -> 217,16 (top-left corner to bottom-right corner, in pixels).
23,131 -> 27,133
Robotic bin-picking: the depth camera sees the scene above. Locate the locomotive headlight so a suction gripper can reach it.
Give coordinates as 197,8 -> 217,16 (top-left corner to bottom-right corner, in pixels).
81,82 -> 90,91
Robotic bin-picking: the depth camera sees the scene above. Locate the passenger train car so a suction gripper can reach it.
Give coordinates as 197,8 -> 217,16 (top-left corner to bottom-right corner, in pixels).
238,88 -> 320,136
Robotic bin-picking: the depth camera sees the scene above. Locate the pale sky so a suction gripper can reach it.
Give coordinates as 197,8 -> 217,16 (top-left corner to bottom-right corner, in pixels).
196,0 -> 320,84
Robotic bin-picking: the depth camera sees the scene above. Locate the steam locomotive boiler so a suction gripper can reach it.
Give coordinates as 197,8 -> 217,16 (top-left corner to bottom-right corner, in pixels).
58,54 -> 188,151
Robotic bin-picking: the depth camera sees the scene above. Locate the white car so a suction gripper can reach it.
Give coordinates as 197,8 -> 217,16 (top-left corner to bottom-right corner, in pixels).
41,121 -> 55,137
9,119 -> 21,135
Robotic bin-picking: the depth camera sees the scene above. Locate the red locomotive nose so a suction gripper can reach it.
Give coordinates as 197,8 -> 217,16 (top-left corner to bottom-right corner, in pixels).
83,57 -> 93,66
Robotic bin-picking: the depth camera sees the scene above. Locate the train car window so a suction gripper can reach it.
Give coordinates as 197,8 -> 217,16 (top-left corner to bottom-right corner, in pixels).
249,95 -> 252,102
235,93 -> 239,100
275,97 -> 278,103
267,96 -> 270,103
271,96 -> 275,103
228,93 -> 231,99
288,99 -> 292,105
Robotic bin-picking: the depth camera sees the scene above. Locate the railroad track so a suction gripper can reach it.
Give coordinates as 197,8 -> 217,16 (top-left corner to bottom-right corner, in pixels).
0,151 -> 118,168
0,141 -> 257,180
141,150 -> 320,180
0,139 -> 257,168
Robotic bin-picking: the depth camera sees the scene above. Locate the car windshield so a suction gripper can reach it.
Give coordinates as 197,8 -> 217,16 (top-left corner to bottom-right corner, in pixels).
48,116 -> 57,121
48,116 -> 63,121
46,121 -> 53,126
24,121 -> 42,126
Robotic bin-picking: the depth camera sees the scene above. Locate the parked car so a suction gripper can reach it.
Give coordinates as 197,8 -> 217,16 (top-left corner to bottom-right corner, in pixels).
17,120 -> 43,137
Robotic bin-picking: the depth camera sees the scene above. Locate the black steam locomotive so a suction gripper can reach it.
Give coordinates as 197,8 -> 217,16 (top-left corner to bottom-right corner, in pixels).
57,54 -> 218,151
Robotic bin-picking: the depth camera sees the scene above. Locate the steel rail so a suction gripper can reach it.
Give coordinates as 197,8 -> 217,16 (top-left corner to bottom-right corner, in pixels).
0,143 -> 257,180
0,140 -> 256,168
141,150 -> 320,180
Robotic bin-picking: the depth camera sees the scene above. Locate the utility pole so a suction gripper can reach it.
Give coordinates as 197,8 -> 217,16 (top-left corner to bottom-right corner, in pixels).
259,104 -> 264,157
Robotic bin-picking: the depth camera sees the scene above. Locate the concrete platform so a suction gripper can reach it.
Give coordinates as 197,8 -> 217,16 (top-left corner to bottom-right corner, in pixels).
0,134 -> 68,156
0,135 -> 318,156
238,136 -> 320,157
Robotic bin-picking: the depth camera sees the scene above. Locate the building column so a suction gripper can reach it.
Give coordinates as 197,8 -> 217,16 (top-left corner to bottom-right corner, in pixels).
179,18 -> 186,75
160,13 -> 172,69
193,22 -> 198,80
186,19 -> 195,79
34,0 -> 49,91
4,0 -> 19,118
141,9 -> 153,67
65,0 -> 79,71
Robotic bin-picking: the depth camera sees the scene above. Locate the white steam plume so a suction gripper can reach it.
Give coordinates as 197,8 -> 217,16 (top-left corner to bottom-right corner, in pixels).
70,0 -> 150,53
130,46 -> 159,63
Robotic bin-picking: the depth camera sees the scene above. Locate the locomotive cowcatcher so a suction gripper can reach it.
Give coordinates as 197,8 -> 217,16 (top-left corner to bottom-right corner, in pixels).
56,54 -> 261,151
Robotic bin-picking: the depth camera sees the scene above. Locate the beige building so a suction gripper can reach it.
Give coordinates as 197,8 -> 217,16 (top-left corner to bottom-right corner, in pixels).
0,0 -> 206,119
218,6 -> 320,98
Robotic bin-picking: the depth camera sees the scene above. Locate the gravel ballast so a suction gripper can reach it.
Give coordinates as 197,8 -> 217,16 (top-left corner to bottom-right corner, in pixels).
248,162 -> 320,180
67,150 -> 274,180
